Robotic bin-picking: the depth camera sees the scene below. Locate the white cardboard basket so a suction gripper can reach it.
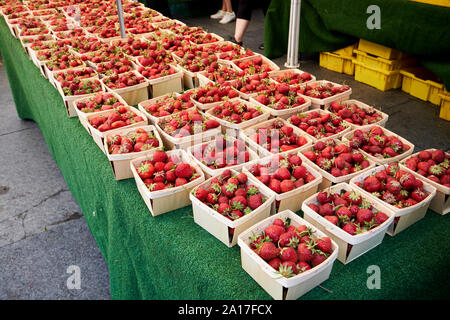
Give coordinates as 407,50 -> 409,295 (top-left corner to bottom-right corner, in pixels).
84,106 -> 148,154
349,165 -> 437,236
297,80 -> 352,109
239,118 -> 314,158
242,154 -> 323,214
187,135 -> 260,179
237,209 -> 338,300
154,107 -> 222,150
268,68 -> 316,86
299,140 -> 378,191
73,91 -> 129,134
103,125 -> 163,180
249,94 -> 311,120
190,169 -> 275,247
302,182 -> 396,264
203,97 -> 271,135
287,109 -> 353,143
399,149 -> 450,215
324,99 -> 389,128
130,149 -> 205,217
341,124 -> 415,165
101,70 -> 149,106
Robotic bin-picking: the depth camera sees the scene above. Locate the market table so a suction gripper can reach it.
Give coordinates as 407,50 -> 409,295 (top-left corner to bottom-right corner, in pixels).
1,16 -> 450,300
264,0 -> 450,89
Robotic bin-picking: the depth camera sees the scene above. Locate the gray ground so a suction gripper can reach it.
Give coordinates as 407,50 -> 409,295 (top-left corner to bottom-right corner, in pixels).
0,8 -> 449,300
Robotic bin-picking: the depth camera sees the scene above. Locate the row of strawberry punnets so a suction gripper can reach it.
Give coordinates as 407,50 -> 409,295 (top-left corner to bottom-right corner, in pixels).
2,0 -> 448,301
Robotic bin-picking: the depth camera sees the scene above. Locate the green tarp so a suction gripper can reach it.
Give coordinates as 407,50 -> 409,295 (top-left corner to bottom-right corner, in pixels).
264,0 -> 450,89
1,16 -> 450,300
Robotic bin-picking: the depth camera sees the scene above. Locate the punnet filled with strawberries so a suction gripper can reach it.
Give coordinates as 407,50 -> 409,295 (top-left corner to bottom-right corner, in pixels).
190,82 -> 240,107
269,69 -> 314,86
207,98 -> 268,127
327,100 -> 388,127
188,135 -> 256,174
244,151 -> 323,213
288,109 -> 351,141
301,182 -> 395,264
75,92 -> 127,114
400,149 -> 450,215
233,55 -> 278,74
251,82 -> 310,113
353,162 -> 434,210
237,210 -> 338,300
193,170 -> 270,223
156,108 -> 220,139
134,150 -> 202,191
295,80 -> 351,100
241,118 -> 311,154
106,127 -> 161,155
401,149 -> 450,188
343,125 -> 413,164
349,163 -> 437,236
139,91 -> 195,119
302,138 -> 374,180
88,106 -> 146,132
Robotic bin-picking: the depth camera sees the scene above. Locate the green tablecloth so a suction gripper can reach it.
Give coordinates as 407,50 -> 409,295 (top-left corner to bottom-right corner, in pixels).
1,17 -> 450,300
264,0 -> 450,89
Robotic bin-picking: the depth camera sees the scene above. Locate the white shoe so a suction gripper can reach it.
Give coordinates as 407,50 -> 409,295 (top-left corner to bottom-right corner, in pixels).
210,10 -> 226,19
219,12 -> 236,24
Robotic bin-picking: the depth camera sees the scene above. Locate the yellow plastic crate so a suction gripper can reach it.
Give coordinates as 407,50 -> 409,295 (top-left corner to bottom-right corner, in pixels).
409,0 -> 450,8
438,93 -> 450,121
358,39 -> 404,60
319,52 -> 355,76
400,67 -> 444,105
353,49 -> 417,72
353,60 -> 403,91
332,43 -> 357,56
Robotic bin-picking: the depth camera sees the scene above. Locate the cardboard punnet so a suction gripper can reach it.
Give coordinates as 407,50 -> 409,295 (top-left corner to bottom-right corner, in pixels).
237,210 -> 338,300
349,165 -> 437,236
302,183 -> 396,264
130,149 -> 205,217
190,169 -> 275,247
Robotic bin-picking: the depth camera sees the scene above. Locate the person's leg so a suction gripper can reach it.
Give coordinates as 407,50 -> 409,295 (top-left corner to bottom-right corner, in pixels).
219,0 -> 236,24
234,19 -> 249,43
224,0 -> 233,12
231,0 -> 252,43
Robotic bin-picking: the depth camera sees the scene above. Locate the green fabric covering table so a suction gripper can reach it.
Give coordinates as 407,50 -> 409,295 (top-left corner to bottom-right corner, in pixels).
264,0 -> 450,89
1,17 -> 450,300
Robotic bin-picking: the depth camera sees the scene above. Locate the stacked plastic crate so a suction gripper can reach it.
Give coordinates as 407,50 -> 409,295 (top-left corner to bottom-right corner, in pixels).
352,39 -> 419,91
319,43 -> 357,76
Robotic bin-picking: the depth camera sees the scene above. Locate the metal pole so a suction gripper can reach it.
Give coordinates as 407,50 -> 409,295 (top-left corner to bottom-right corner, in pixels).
116,0 -> 127,38
285,0 -> 301,68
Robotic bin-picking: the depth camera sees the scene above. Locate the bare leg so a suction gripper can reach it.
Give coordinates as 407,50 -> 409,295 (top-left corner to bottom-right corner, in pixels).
234,18 -> 249,43
224,0 -> 232,13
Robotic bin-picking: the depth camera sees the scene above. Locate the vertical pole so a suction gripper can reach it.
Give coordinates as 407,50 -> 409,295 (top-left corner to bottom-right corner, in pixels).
116,0 -> 127,38
285,0 -> 301,68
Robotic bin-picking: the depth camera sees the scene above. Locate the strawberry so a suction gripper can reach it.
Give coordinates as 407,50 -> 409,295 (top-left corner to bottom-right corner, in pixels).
280,247 -> 298,263
259,242 -> 279,261
316,237 -> 332,253
264,224 -> 285,243
297,242 -> 314,262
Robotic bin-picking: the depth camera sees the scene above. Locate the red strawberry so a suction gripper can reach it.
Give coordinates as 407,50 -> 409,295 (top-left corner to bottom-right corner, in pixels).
175,163 -> 193,178
357,208 -> 374,225
259,242 -> 279,261
297,242 -> 313,262
311,252 -> 327,267
268,258 -> 282,270
374,212 -> 389,225
363,176 -> 381,192
262,224 -> 284,244
316,237 -> 332,254
195,187 -> 208,201
279,247 -> 298,263
153,150 -> 168,163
